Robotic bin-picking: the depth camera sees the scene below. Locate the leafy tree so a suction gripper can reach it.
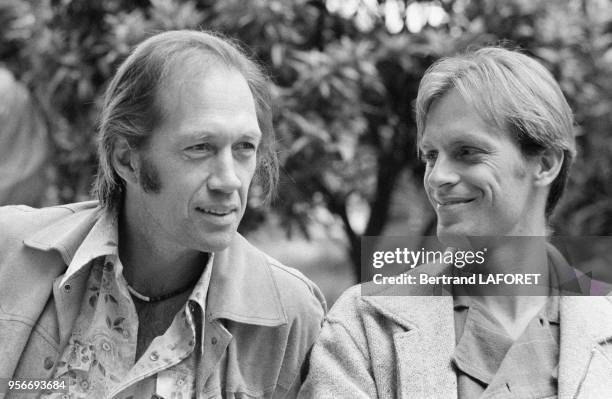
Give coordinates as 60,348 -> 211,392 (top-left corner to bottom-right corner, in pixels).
1,0 -> 610,281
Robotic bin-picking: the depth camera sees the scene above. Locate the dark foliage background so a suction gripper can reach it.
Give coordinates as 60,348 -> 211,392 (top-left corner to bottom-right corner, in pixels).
1,0 -> 610,281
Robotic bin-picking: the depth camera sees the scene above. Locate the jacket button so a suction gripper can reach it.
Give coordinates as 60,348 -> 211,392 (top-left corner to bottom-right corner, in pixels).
211,337 -> 217,345
149,351 -> 159,361
43,357 -> 54,370
63,284 -> 71,293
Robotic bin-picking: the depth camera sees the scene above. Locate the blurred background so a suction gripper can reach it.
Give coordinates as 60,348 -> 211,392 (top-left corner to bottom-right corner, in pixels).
0,0 -> 610,305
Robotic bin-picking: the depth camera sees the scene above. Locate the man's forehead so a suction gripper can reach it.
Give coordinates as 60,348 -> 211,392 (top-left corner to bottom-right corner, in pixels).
421,90 -> 507,145
157,59 -> 252,106
158,53 -> 245,97
151,58 -> 260,142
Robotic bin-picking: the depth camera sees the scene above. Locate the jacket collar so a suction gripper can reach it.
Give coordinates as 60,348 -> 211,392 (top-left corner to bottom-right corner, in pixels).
363,294 -> 457,399
23,202 -> 287,328
207,233 -> 287,326
23,201 -> 102,267
361,261 -> 453,329
361,262 -> 457,399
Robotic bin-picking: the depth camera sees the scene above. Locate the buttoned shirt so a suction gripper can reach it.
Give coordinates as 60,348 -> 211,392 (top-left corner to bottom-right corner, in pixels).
45,210 -> 213,398
453,295 -> 560,398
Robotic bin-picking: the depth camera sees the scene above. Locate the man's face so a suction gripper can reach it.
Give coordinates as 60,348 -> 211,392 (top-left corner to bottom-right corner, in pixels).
420,89 -> 541,242
129,65 -> 261,253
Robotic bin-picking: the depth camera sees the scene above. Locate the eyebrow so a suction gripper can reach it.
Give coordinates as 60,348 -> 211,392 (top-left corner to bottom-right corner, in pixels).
420,132 -> 495,151
449,136 -> 493,148
180,129 -> 262,142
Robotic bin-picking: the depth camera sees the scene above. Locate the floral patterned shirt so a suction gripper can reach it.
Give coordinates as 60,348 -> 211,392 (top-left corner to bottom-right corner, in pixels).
44,211 -> 213,399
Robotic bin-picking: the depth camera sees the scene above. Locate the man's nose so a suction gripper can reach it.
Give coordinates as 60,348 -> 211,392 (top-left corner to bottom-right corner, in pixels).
207,149 -> 241,193
425,155 -> 460,189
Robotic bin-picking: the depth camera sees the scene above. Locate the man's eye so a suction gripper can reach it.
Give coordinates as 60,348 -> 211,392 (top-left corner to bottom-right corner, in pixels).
420,151 -> 438,165
234,142 -> 257,152
456,146 -> 483,160
186,143 -> 214,153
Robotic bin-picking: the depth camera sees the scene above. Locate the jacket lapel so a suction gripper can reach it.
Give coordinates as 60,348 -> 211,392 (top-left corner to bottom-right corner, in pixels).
207,234 -> 288,327
363,293 -> 457,398
558,295 -> 612,399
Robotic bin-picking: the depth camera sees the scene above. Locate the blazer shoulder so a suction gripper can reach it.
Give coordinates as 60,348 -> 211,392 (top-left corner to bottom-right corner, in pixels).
324,283 -> 369,325
328,270 -> 453,333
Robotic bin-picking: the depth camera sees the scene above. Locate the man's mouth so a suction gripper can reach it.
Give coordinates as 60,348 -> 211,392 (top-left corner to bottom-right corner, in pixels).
434,198 -> 476,208
195,207 -> 236,216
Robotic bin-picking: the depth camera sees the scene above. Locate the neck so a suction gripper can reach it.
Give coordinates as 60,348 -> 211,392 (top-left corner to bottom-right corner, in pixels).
118,202 -> 207,297
486,235 -> 548,274
458,236 -> 551,339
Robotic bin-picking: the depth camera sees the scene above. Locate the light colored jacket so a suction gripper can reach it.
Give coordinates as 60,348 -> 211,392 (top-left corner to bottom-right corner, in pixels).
0,201 -> 326,398
299,262 -> 612,399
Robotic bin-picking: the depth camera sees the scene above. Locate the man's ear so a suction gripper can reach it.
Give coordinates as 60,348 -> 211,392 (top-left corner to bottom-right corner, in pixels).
533,147 -> 564,187
111,137 -> 140,186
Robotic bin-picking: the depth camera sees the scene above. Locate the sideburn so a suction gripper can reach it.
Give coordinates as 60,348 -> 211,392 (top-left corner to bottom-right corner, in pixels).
139,156 -> 163,193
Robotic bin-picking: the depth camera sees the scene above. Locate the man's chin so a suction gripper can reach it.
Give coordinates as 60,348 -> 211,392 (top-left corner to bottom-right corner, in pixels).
197,232 -> 236,253
436,224 -> 476,247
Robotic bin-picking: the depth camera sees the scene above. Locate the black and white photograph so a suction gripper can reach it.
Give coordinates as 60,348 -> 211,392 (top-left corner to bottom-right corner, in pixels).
0,0 -> 611,398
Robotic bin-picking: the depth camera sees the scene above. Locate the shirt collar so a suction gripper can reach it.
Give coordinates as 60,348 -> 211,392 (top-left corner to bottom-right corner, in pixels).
23,204 -> 287,328
22,205 -> 119,287
187,253 -> 214,312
